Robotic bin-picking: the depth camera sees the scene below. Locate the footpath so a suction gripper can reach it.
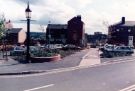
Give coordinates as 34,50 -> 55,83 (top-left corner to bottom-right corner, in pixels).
79,48 -> 100,66
0,48 -> 100,75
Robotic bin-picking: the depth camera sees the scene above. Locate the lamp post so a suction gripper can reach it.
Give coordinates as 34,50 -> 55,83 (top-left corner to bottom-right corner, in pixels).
48,21 -> 51,48
25,2 -> 32,62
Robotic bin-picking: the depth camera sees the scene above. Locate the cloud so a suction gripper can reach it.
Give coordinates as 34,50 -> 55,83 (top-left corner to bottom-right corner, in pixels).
13,0 -> 44,5
31,0 -> 76,24
1,0 -> 135,34
64,0 -> 93,9
109,0 -> 135,21
0,0 -> 26,20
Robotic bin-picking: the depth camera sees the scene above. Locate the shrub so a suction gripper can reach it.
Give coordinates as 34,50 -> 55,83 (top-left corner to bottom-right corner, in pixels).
30,48 -> 58,57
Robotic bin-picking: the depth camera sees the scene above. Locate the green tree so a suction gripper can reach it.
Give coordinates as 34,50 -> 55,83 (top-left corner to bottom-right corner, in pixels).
0,14 -> 5,39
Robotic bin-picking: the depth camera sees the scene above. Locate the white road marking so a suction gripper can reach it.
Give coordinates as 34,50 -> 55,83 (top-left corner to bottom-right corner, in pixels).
119,84 -> 135,91
24,84 -> 54,91
82,50 -> 91,59
103,57 -> 135,64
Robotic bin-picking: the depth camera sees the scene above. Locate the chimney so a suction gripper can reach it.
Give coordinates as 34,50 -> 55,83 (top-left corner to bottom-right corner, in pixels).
121,17 -> 125,24
77,15 -> 81,21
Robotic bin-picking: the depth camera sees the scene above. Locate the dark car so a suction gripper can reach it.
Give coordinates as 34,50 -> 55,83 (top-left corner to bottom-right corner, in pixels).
100,44 -> 134,58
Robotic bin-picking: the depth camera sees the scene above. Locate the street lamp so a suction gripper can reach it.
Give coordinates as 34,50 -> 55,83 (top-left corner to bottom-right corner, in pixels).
48,21 -> 51,48
25,2 -> 32,62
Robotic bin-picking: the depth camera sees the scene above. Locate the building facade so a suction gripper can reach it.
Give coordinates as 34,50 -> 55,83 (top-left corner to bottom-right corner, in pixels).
87,32 -> 108,46
6,28 -> 26,45
108,17 -> 135,46
46,15 -> 86,47
46,24 -> 68,44
67,15 -> 85,47
30,32 -> 46,45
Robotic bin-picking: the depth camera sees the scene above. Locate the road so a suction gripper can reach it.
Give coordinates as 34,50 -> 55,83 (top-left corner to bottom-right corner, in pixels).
0,56 -> 135,91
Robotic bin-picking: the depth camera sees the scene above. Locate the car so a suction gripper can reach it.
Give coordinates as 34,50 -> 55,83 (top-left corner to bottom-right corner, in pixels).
55,44 -> 63,49
90,44 -> 97,48
100,44 -> 134,58
44,44 -> 55,49
114,46 -> 134,55
10,46 -> 26,56
14,46 -> 26,52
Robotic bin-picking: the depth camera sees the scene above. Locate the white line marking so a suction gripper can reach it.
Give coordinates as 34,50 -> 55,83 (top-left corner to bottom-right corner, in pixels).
82,50 -> 91,59
103,57 -> 135,64
119,84 -> 135,91
24,84 -> 54,91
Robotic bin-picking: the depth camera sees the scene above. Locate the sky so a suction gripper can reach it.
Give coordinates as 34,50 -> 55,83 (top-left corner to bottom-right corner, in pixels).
1,0 -> 135,34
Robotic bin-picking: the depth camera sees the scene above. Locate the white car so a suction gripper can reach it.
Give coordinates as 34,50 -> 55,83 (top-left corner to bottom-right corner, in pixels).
14,46 -> 26,52
10,46 -> 26,56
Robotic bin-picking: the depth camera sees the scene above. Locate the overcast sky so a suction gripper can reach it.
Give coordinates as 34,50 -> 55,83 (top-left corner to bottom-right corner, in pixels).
1,0 -> 135,34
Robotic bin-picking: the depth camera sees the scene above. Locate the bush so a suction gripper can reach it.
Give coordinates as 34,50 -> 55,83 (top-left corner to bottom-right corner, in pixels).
30,48 -> 58,57
10,47 -> 81,61
10,51 -> 25,56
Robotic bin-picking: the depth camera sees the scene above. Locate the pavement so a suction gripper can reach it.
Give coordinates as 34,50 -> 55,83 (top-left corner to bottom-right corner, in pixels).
0,48 -> 101,75
79,48 -> 100,66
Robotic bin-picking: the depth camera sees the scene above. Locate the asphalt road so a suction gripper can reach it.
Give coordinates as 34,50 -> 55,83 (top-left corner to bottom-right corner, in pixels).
0,57 -> 135,91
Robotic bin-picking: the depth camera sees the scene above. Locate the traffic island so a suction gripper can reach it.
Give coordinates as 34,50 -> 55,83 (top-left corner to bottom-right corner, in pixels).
0,70 -> 46,76
30,54 -> 61,63
10,47 -> 81,63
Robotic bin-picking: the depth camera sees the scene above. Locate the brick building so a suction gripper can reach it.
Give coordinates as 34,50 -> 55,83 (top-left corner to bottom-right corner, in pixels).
46,24 -> 68,44
108,17 -> 135,46
6,28 -> 26,45
67,15 -> 86,47
46,15 -> 86,47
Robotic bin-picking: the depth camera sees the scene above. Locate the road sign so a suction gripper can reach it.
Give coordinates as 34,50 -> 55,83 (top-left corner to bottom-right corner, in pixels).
128,36 -> 133,47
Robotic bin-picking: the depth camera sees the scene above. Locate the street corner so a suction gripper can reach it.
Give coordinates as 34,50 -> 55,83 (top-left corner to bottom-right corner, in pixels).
0,70 -> 46,76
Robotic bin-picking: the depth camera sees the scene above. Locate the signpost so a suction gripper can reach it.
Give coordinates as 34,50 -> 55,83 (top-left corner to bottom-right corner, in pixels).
128,36 -> 133,47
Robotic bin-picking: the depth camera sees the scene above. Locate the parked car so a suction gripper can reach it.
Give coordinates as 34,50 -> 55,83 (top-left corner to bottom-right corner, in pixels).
10,46 -> 41,56
44,44 -> 55,49
44,44 -> 63,49
100,44 -> 134,58
90,44 -> 96,48
62,44 -> 81,50
55,44 -> 63,49
10,46 -> 26,56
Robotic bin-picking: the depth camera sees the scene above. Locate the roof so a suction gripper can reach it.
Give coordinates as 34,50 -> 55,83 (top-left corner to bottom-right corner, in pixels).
47,24 -> 67,29
68,15 -> 84,24
121,21 -> 135,27
111,21 -> 135,27
7,28 -> 23,33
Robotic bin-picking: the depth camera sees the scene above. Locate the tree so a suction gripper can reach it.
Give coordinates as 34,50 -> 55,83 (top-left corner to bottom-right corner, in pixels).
0,14 -> 5,39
